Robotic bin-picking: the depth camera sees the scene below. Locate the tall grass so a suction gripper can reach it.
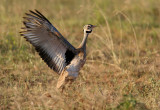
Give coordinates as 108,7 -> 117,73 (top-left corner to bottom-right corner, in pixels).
0,0 -> 160,109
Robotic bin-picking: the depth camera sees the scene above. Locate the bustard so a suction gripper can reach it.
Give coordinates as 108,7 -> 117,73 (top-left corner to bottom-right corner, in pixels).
20,10 -> 96,89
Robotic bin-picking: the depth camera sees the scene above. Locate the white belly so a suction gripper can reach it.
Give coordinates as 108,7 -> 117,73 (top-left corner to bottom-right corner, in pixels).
66,55 -> 85,78
56,54 -> 86,89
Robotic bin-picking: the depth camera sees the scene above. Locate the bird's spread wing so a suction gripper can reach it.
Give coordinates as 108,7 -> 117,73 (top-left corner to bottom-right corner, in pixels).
20,10 -> 76,74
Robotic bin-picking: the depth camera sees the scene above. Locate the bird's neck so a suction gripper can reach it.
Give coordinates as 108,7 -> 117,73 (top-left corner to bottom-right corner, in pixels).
78,32 -> 89,50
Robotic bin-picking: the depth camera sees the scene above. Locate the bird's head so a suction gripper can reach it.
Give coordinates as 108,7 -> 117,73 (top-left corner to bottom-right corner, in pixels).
83,24 -> 96,34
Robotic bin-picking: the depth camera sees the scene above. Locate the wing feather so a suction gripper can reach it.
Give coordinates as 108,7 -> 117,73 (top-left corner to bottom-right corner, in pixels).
20,10 -> 77,74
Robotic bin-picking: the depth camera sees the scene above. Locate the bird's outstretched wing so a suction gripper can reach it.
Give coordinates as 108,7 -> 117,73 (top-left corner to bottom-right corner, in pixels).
20,10 -> 76,74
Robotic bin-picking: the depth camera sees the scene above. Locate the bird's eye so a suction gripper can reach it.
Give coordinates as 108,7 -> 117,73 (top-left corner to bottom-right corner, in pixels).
88,26 -> 91,29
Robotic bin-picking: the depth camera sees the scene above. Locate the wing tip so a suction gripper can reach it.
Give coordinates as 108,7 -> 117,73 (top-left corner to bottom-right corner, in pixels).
35,9 -> 40,13
20,33 -> 23,36
29,10 -> 35,14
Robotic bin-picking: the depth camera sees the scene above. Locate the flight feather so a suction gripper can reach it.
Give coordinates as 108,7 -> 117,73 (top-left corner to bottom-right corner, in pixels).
20,10 -> 76,74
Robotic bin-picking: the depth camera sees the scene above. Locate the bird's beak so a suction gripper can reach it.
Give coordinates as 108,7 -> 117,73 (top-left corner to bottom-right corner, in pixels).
92,25 -> 97,28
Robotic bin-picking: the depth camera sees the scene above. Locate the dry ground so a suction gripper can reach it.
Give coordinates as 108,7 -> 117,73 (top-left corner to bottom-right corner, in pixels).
0,0 -> 160,109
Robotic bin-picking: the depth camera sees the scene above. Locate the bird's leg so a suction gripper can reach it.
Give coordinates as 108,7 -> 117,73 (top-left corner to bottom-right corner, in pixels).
56,71 -> 76,91
56,71 -> 68,89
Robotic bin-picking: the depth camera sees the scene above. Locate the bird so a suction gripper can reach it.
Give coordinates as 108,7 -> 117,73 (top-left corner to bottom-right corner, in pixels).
20,10 -> 96,89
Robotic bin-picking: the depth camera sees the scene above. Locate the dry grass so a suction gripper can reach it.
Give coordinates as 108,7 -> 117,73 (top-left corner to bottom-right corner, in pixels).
0,0 -> 160,109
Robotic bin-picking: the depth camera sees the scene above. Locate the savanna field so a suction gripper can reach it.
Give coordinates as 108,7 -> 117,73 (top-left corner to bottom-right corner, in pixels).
0,0 -> 160,109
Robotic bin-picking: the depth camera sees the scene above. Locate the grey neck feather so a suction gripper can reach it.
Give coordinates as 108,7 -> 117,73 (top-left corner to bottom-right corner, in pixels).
79,32 -> 89,49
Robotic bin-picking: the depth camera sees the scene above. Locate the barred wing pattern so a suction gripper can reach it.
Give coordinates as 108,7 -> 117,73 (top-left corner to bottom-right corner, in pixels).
20,10 -> 76,74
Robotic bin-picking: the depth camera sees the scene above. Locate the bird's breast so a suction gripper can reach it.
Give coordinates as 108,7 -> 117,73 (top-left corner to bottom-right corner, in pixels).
66,53 -> 86,72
